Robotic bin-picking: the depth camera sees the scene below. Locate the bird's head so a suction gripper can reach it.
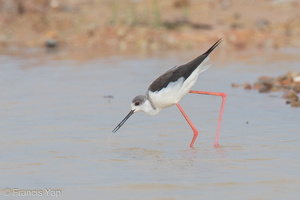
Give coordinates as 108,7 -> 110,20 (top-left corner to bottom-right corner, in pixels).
130,95 -> 147,112
112,95 -> 147,133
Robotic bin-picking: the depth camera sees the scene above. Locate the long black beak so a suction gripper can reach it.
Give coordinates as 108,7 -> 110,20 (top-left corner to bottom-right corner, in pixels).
112,110 -> 135,133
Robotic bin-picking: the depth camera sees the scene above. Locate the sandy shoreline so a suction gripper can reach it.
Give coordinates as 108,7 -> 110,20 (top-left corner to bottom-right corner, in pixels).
0,0 -> 299,58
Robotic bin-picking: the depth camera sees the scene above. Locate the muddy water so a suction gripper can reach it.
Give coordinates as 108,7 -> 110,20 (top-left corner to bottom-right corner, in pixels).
0,50 -> 299,200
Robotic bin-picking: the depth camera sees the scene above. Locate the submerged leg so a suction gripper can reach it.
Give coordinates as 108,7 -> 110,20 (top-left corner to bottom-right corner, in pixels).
189,90 -> 227,147
176,103 -> 198,148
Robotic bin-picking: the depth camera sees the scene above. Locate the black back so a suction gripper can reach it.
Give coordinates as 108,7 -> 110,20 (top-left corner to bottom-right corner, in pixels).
148,38 -> 222,92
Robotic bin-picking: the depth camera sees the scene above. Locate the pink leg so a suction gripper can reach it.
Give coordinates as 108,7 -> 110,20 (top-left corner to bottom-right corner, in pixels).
189,90 -> 227,147
176,103 -> 198,148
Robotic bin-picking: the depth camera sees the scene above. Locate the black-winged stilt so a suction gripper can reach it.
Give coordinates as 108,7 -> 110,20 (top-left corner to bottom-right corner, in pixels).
112,39 -> 226,148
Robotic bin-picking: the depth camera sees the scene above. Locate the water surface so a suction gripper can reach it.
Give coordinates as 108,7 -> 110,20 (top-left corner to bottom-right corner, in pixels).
0,49 -> 299,199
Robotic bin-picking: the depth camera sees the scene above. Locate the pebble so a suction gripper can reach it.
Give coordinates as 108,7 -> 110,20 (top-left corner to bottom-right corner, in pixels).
283,90 -> 298,101
290,100 -> 300,107
45,39 -> 57,48
293,84 -> 300,93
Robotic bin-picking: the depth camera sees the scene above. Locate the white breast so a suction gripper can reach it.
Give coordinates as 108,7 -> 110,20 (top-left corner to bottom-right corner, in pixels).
148,57 -> 210,109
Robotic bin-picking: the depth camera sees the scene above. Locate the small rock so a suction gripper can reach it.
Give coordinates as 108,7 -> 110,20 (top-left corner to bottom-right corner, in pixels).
290,100 -> 300,107
283,90 -> 299,101
253,82 -> 263,90
244,83 -> 252,90
281,79 -> 292,86
231,83 -> 240,88
258,76 -> 271,81
232,83 -> 252,90
270,86 -> 279,92
293,75 -> 300,83
258,82 -> 273,93
293,84 -> 300,93
45,39 -> 57,48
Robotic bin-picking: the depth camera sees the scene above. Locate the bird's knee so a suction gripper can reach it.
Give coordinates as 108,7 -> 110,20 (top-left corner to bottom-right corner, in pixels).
193,129 -> 198,135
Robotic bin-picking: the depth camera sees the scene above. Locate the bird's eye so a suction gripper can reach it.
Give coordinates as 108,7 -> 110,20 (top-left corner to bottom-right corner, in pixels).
134,102 -> 140,106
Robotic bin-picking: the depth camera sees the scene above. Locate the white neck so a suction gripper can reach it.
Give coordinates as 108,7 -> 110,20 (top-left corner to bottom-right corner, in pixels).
141,99 -> 162,116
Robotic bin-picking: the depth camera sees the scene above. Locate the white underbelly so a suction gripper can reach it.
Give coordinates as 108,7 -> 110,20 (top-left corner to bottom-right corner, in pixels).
148,75 -> 197,109
148,59 -> 210,109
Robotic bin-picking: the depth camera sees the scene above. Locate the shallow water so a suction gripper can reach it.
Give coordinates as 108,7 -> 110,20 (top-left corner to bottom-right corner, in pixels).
0,49 -> 300,200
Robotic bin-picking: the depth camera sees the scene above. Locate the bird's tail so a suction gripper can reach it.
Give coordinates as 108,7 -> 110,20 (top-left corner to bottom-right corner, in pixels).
197,56 -> 210,74
196,38 -> 222,73
203,38 -> 222,56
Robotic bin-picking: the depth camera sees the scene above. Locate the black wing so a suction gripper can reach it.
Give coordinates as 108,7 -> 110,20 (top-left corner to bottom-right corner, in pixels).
148,38 -> 222,92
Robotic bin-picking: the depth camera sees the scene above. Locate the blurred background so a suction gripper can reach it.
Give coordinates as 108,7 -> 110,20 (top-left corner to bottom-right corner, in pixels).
1,1 -> 300,200
0,0 -> 299,57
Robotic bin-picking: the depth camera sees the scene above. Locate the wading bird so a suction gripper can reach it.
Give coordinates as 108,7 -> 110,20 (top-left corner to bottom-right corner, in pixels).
112,39 -> 226,148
